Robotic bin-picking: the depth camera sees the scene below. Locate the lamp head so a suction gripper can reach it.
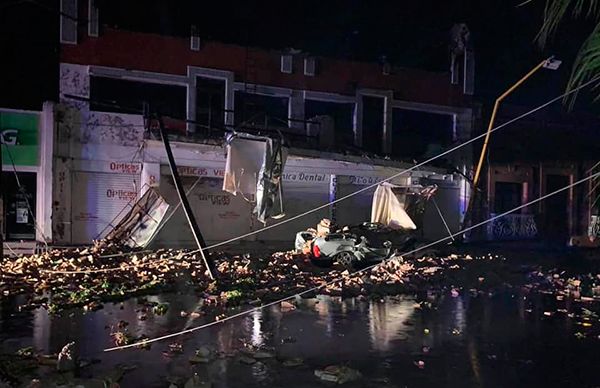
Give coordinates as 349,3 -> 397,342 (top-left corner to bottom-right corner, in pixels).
543,56 -> 561,70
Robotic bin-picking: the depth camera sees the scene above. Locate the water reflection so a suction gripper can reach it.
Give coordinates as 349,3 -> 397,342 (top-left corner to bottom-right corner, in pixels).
368,297 -> 415,352
250,310 -> 263,347
1,289 -> 599,387
313,296 -> 334,337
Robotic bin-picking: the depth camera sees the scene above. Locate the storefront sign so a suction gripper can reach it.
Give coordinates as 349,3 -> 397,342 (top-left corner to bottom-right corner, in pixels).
74,160 -> 142,174
109,162 -> 141,174
175,166 -> 329,184
0,111 -> 39,166
172,165 -> 391,186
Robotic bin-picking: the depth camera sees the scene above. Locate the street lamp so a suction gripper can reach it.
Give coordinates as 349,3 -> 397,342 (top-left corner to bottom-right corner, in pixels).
465,56 -> 561,227
472,56 -> 561,188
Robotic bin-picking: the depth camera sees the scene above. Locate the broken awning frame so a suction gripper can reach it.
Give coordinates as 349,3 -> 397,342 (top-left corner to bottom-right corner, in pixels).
102,187 -> 170,249
222,131 -> 288,224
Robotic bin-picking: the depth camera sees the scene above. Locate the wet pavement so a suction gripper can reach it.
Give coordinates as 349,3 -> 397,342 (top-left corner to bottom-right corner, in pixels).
2,284 -> 600,387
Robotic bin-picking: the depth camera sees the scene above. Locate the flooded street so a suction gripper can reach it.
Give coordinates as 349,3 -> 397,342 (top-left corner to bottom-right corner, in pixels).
2,282 -> 599,387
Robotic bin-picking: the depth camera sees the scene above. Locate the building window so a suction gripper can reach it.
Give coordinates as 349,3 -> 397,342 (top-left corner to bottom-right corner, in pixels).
195,77 -> 226,136
305,100 -> 354,147
494,182 -> 522,213
392,109 -> 454,160
60,0 -> 78,44
362,95 -> 384,154
234,92 -> 289,129
89,76 -> 187,119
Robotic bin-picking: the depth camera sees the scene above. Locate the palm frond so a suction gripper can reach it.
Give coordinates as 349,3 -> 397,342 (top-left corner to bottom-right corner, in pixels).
536,0 -> 600,47
572,0 -> 600,18
536,0 -> 575,48
564,22 -> 600,107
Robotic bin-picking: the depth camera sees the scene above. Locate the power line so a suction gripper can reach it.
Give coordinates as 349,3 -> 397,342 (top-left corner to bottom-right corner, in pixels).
103,170 -> 600,352
41,75 -> 600,275
1,144 -> 49,248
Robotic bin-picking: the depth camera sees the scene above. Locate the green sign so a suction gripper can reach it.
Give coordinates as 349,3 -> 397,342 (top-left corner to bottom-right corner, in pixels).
1,111 -> 39,166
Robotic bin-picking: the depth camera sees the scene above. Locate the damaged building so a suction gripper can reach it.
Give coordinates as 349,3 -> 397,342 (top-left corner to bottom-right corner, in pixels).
3,0 -> 477,253
479,104 -> 600,244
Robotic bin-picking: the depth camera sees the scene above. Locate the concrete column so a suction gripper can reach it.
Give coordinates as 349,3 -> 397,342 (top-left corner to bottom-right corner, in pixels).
288,89 -> 305,132
224,75 -> 235,128
353,97 -> 363,147
186,79 -> 196,134
383,94 -> 393,154
37,102 -> 54,242
329,174 -> 337,222
52,157 -> 72,244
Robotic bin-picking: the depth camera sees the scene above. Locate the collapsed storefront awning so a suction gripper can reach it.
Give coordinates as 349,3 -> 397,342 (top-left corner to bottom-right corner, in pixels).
103,187 -> 170,248
223,132 -> 288,224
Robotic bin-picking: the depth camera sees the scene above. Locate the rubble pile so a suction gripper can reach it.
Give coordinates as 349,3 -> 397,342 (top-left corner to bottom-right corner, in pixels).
0,243 -> 214,312
527,268 -> 600,302
0,240 -> 505,314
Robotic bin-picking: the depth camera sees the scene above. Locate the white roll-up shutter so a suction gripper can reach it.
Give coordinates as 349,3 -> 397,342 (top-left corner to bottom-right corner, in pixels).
71,171 -> 140,244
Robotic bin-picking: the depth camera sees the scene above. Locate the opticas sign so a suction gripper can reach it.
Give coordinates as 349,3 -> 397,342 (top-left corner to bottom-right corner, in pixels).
0,112 -> 39,166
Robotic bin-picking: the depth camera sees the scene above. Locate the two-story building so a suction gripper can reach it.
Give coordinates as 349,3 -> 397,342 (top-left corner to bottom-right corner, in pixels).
4,0 -> 478,251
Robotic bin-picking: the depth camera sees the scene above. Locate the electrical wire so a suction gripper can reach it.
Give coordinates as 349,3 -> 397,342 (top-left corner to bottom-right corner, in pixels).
191,74 -> 600,251
43,74 -> 600,276
104,170 -> 600,351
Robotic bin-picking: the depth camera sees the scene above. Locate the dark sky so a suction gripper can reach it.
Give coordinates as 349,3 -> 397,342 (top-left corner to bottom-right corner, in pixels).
0,0 -> 596,112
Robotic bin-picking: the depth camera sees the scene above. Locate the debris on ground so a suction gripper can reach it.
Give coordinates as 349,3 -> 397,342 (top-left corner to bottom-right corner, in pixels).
56,342 -> 77,372
0,238 -> 531,316
314,365 -> 362,384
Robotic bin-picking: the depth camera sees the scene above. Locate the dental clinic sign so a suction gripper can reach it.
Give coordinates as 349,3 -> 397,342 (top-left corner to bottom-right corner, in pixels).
0,111 -> 39,166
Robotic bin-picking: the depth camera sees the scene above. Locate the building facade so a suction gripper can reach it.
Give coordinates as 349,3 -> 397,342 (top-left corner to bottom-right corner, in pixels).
41,0 -> 476,248
481,105 -> 600,243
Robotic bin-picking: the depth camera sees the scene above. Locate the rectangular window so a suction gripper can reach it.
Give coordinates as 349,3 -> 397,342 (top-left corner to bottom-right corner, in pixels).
88,0 -> 99,37
90,76 -> 187,119
494,182 -> 522,213
362,95 -> 384,154
195,77 -> 226,136
392,109 -> 454,160
305,100 -> 354,147
60,0 -> 78,44
234,92 -> 289,128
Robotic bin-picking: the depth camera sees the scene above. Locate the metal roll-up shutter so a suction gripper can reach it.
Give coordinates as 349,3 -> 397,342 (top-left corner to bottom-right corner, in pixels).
153,175 -> 254,248
71,171 -> 140,244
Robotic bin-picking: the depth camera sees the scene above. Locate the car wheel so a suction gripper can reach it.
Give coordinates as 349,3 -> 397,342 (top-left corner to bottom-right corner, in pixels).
334,251 -> 356,269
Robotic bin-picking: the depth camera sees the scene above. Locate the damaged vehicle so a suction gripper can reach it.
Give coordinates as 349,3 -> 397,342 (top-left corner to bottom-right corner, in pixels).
295,184 -> 438,268
295,223 -> 394,268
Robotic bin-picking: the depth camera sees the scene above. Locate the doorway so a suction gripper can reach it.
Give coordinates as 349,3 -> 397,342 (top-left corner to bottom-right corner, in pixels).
1,171 -> 37,240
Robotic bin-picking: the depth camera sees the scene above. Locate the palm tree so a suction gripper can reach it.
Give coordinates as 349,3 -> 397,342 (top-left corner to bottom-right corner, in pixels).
535,0 -> 600,105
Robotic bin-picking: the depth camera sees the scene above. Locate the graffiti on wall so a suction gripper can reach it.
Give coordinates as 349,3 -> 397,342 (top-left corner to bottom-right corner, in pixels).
87,113 -> 144,146
487,213 -> 538,240
59,63 -> 144,146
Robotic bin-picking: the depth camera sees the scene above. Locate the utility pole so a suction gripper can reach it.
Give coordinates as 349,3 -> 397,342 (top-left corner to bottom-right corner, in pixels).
156,115 -> 216,280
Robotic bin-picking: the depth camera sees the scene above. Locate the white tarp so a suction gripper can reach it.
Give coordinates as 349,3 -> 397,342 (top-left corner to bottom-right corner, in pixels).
371,183 -> 417,230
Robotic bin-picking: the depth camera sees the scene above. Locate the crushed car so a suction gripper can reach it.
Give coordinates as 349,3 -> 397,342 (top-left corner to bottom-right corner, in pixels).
295,184 -> 438,268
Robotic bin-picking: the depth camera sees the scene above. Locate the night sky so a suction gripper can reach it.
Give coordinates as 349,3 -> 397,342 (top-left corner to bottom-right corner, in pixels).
0,0 -> 596,112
